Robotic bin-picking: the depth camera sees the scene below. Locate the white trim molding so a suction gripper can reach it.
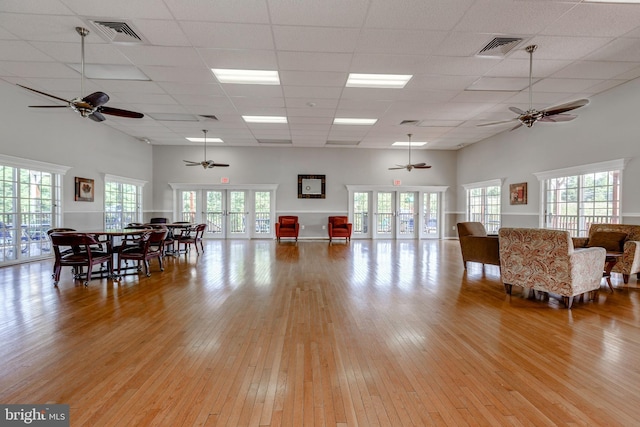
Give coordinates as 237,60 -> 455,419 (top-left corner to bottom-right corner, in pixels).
533,158 -> 627,181
169,183 -> 278,191
104,174 -> 147,187
0,153 -> 71,175
462,178 -> 503,191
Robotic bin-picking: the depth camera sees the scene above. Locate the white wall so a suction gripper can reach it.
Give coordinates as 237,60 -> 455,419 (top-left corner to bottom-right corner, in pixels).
456,77 -> 640,228
152,145 -> 458,236
0,81 -> 153,230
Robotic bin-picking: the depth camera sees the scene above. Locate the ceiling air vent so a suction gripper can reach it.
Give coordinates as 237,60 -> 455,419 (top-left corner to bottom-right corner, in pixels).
477,37 -> 524,57
88,20 -> 145,44
399,120 -> 420,126
257,139 -> 292,145
199,115 -> 219,121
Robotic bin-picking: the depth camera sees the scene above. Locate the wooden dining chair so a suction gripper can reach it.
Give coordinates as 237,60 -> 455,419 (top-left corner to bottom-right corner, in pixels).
49,232 -> 113,286
117,229 -> 167,277
175,223 -> 207,254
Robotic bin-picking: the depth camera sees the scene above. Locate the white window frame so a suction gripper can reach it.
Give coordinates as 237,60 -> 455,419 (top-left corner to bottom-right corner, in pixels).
104,174 -> 146,230
462,179 -> 502,234
534,159 -> 626,237
0,154 -> 70,265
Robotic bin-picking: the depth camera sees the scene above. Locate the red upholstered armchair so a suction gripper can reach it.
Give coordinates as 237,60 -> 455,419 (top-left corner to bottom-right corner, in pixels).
275,216 -> 299,242
328,216 -> 352,242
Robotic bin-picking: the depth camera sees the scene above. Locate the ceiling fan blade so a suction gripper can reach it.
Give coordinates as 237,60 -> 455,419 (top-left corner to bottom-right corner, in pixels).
477,118 -> 518,127
509,106 -> 525,115
388,166 -> 406,170
17,84 -> 71,104
27,105 -> 68,108
543,99 -> 589,116
83,92 -> 109,108
184,160 -> 200,165
538,114 -> 576,123
207,163 -> 229,168
99,106 -> 144,119
510,122 -> 524,131
88,111 -> 106,122
413,164 -> 432,169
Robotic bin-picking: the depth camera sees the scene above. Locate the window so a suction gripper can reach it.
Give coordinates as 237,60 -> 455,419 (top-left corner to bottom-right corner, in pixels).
0,154 -> 68,264
535,159 -> 624,237
463,179 -> 501,234
104,174 -> 145,230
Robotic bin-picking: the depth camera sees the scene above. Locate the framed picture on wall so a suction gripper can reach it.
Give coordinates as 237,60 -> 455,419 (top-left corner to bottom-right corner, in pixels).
298,174 -> 326,199
510,182 -> 527,205
75,177 -> 94,202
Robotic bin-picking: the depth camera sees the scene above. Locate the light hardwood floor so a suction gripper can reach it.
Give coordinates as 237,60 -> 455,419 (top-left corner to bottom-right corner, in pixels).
1,239 -> 640,426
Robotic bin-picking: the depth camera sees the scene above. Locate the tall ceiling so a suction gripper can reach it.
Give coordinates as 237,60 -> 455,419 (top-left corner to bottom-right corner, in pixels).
2,0 -> 640,150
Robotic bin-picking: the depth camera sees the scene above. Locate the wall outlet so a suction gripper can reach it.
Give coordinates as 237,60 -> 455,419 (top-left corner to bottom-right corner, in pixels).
301,225 -> 305,229
452,226 -> 456,230
322,225 -> 326,230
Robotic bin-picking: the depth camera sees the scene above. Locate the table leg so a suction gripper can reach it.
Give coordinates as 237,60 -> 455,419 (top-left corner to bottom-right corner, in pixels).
604,258 -> 617,293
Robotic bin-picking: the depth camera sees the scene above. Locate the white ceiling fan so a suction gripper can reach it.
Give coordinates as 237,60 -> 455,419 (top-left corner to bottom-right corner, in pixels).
388,134 -> 432,172
183,130 -> 229,169
478,45 -> 589,130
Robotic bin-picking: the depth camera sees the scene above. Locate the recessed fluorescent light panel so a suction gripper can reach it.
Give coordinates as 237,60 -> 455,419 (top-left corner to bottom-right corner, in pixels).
585,0 -> 640,3
212,69 -> 280,85
242,116 -> 288,124
346,73 -> 412,89
186,136 -> 224,143
392,141 -> 427,147
333,118 -> 378,125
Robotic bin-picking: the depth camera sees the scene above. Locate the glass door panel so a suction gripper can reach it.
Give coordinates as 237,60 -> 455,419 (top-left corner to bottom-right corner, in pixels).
254,191 -> 272,237
422,192 -> 439,238
205,190 -> 224,237
397,192 -> 417,239
228,190 -> 248,238
376,192 -> 394,238
353,191 -> 370,238
179,190 -> 198,223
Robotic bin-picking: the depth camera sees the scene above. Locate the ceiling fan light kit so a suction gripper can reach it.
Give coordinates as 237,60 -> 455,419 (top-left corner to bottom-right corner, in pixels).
478,44 -> 589,130
184,130 -> 229,169
388,134 -> 432,172
17,27 -> 144,122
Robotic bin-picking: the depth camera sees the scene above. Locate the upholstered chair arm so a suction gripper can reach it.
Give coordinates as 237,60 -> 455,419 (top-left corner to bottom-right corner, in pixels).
618,240 -> 640,275
294,223 -> 300,233
327,222 -> 333,233
346,223 -> 352,234
572,237 -> 588,248
460,235 -> 500,265
275,223 -> 281,233
569,247 -> 607,294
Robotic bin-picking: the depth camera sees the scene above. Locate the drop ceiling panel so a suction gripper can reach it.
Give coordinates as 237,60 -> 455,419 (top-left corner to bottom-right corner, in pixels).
453,0 -> 573,34
163,0 -> 270,22
273,27 -> 360,53
267,0 -> 369,27
542,3 -> 640,37
277,52 -> 353,72
3,0 -> 640,150
182,22 -> 275,50
198,49 -> 279,70
364,0 -> 476,31
355,29 -> 449,56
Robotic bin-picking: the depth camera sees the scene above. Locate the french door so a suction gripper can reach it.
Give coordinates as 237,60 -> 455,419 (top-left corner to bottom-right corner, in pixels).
173,184 -> 276,239
375,191 -> 417,239
347,185 -> 446,240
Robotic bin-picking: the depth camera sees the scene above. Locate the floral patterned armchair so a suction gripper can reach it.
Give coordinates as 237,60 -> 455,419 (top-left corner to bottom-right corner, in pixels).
498,228 -> 606,309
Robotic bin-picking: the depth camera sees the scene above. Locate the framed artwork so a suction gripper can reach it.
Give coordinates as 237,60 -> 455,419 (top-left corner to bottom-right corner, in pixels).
510,182 -> 527,205
298,174 -> 326,199
75,177 -> 94,202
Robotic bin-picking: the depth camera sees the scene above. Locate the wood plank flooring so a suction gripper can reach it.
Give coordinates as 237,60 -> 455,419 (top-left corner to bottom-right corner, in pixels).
1,239 -> 640,426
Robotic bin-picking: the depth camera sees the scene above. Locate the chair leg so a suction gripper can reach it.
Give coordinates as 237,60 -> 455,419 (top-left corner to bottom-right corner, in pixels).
504,283 -> 512,295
